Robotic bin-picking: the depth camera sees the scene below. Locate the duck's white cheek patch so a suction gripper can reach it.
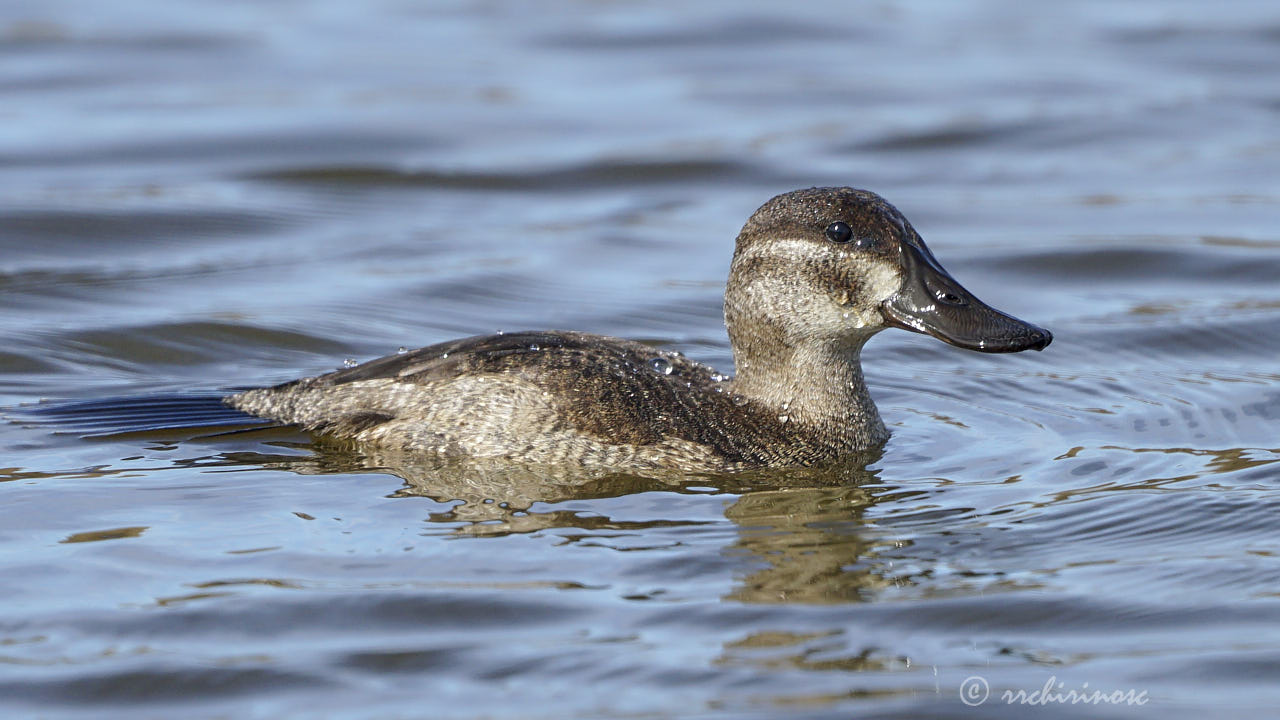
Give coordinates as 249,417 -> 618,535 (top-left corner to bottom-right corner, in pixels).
863,263 -> 902,305
730,239 -> 903,337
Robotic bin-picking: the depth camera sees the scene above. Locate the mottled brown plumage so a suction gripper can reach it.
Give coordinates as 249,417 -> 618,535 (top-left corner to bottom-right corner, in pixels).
229,187 -> 1051,471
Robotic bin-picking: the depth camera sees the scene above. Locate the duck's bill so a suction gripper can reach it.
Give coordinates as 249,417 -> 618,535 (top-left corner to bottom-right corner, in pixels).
880,243 -> 1052,353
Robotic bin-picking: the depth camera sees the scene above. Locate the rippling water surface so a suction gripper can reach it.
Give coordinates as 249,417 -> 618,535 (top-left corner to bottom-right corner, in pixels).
2,1 -> 1278,718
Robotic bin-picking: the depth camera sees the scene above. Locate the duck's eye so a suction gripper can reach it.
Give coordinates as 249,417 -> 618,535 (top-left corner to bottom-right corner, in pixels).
825,221 -> 853,244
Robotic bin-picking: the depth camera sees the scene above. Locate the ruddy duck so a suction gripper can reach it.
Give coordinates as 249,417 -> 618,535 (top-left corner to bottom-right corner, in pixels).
228,188 -> 1050,471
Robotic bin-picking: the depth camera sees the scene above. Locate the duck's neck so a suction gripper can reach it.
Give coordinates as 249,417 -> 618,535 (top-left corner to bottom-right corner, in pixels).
729,335 -> 888,451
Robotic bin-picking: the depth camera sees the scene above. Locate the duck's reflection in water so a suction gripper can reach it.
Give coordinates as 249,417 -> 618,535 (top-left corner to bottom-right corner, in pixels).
231,440 -> 903,604
720,475 -> 893,604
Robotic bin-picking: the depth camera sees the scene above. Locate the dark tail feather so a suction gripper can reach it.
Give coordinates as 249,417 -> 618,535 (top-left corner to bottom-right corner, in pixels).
13,393 -> 274,438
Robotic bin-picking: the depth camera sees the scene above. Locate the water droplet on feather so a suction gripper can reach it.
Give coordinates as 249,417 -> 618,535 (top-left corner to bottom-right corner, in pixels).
649,357 -> 673,375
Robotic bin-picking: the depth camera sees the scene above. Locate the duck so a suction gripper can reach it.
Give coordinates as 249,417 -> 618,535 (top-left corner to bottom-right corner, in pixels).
227,187 -> 1050,471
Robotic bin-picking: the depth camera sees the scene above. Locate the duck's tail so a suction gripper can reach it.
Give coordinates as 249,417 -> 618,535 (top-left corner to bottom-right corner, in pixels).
12,392 -> 274,438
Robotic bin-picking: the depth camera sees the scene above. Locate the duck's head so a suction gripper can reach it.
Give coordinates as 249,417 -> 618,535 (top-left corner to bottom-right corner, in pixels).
724,187 -> 1051,358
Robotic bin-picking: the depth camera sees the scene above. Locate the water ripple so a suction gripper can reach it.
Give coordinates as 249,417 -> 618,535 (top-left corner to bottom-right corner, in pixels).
251,158 -> 781,191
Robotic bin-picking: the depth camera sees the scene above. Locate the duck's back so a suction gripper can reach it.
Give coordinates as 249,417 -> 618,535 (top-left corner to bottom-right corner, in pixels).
227,331 -> 791,470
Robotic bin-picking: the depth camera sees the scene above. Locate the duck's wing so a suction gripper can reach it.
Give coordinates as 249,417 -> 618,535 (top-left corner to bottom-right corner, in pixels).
227,330 -> 741,451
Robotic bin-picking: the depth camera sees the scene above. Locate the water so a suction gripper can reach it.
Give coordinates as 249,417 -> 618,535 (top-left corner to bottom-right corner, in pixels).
2,1 -> 1278,717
